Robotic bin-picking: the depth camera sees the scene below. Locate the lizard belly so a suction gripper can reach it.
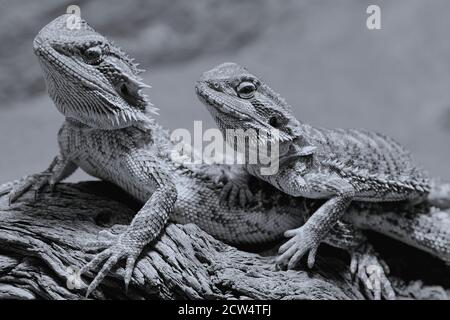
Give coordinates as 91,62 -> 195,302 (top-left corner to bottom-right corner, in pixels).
169,168 -> 305,245
75,149 -> 153,201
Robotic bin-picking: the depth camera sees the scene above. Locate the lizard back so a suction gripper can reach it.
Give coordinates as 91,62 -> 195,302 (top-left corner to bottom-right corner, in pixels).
304,125 -> 430,199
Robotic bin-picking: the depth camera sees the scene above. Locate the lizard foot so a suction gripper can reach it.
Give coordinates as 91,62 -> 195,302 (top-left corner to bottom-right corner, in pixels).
276,226 -> 321,270
8,172 -> 54,205
218,172 -> 253,208
80,232 -> 143,297
350,244 -> 395,300
82,233 -> 115,253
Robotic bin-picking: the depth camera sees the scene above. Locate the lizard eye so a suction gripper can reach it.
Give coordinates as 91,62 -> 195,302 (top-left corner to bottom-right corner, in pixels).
269,116 -> 281,128
236,81 -> 256,99
84,46 -> 103,65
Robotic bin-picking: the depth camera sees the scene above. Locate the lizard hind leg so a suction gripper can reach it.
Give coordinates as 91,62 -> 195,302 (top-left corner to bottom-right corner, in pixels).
324,221 -> 395,299
350,243 -> 395,300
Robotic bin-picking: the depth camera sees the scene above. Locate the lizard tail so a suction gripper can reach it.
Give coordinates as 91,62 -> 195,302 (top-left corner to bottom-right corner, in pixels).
345,203 -> 450,264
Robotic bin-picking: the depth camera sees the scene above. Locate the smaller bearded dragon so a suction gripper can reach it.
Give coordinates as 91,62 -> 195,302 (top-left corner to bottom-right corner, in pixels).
196,62 -> 431,272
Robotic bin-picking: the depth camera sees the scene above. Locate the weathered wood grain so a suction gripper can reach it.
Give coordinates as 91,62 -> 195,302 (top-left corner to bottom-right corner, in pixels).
0,181 -> 447,300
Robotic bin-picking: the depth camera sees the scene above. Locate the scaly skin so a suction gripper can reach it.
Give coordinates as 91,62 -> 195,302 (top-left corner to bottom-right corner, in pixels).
5,16 -> 449,300
196,62 -> 437,295
10,14 -> 321,297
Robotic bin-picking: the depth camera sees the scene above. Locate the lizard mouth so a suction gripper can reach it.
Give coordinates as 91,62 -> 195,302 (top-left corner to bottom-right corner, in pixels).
196,81 -> 297,152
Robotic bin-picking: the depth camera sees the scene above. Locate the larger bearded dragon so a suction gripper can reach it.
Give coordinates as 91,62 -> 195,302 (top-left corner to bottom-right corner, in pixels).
4,16 -> 449,299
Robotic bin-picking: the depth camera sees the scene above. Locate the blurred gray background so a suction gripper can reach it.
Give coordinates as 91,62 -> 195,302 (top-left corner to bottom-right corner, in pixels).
0,0 -> 449,182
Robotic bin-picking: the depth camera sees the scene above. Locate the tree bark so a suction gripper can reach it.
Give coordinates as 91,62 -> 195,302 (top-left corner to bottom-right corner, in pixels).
0,181 -> 448,300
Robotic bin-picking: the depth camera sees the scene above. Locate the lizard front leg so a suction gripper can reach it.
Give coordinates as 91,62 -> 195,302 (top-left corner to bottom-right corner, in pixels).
80,151 -> 177,297
7,155 -> 78,204
276,175 -> 355,269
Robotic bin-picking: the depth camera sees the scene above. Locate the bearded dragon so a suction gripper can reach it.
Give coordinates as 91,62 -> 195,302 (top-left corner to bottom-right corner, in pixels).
196,62 -> 437,278
5,16 -> 449,300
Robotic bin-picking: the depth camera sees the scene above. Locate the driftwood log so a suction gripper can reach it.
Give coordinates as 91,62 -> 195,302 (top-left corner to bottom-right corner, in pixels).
0,180 -> 448,300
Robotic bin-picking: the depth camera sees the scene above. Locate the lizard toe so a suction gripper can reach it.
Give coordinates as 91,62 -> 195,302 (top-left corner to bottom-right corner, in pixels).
351,245 -> 395,300
228,186 -> 239,207
82,239 -> 116,253
307,245 -> 319,269
124,255 -> 138,294
278,236 -> 296,254
287,246 -> 307,269
276,245 -> 297,269
82,229 -> 120,252
8,173 -> 52,205
219,174 -> 253,208
239,188 -> 253,208
367,270 -> 382,300
365,264 -> 395,300
85,252 -> 123,298
80,248 -> 113,276
279,227 -> 321,269
80,234 -> 143,297
220,183 -> 233,203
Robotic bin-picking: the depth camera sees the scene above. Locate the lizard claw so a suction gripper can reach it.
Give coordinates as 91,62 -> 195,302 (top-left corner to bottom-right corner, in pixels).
218,173 -> 253,208
275,226 -> 321,270
0,182 -> 14,197
80,233 -> 142,297
8,172 -> 52,205
350,244 -> 395,300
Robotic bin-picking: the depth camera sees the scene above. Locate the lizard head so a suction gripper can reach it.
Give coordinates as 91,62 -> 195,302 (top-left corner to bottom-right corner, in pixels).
196,62 -> 308,158
33,14 -> 157,130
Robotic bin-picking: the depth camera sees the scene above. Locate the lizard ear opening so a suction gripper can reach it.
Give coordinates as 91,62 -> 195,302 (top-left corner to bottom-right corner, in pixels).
113,74 -> 151,109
